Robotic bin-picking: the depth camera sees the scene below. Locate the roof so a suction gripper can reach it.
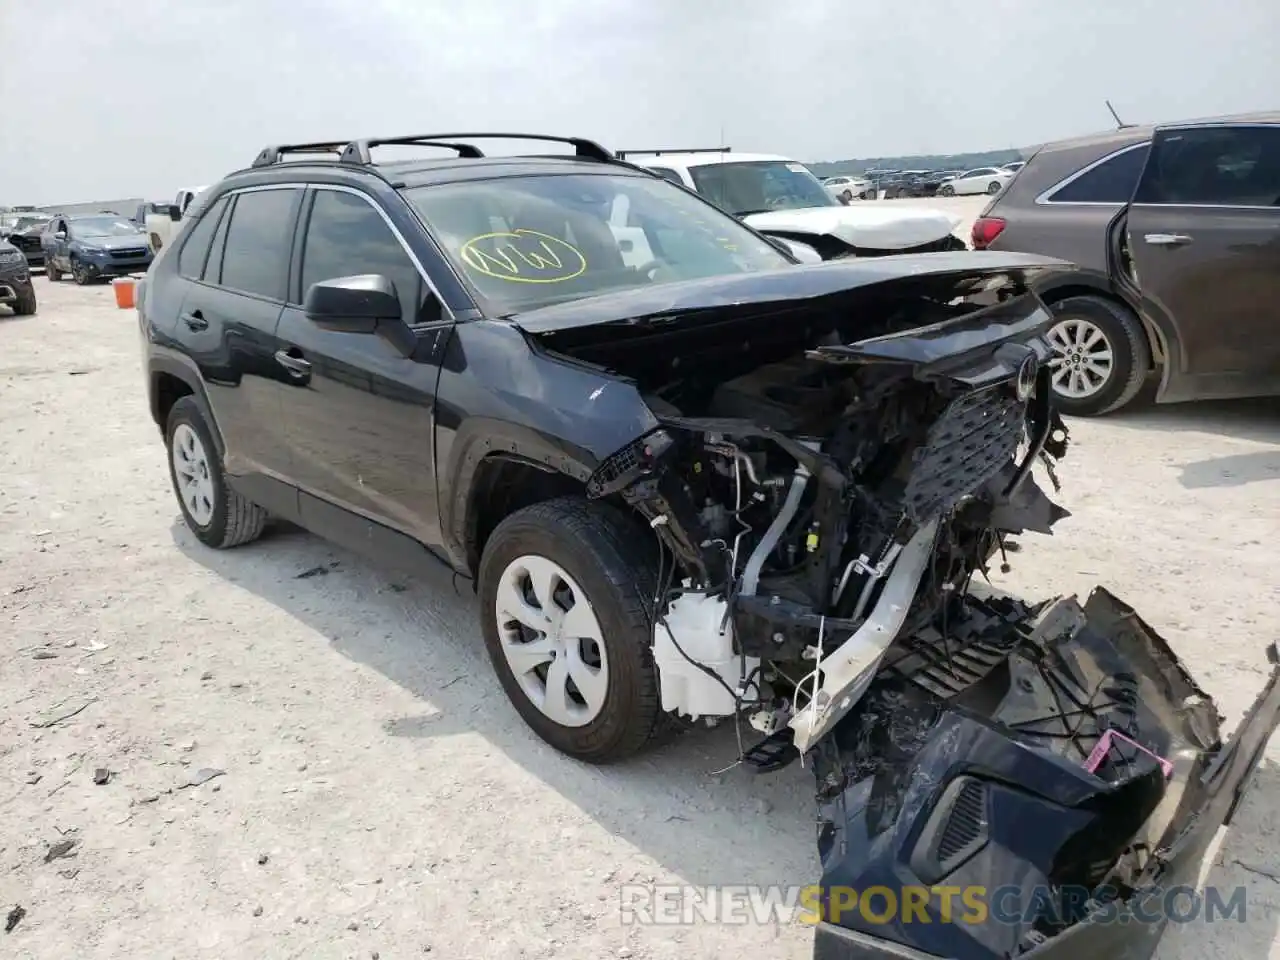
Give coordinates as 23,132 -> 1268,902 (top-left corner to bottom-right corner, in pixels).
1033,108 -> 1280,157
222,154 -> 651,191
624,151 -> 795,168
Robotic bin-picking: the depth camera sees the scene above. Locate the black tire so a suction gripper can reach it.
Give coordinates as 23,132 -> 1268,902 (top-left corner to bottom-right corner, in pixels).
165,396 -> 267,548
939,184 -> 955,196
478,497 -> 670,764
46,261 -> 61,281
1045,295 -> 1151,416
71,258 -> 91,285
840,190 -> 853,202
987,180 -> 1003,194
12,284 -> 37,315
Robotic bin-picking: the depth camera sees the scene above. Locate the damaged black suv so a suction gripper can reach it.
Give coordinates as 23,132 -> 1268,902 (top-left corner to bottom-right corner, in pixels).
0,238 -> 38,315
139,133 -> 1280,960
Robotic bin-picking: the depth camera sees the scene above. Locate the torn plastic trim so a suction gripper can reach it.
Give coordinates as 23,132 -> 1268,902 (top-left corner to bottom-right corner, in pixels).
790,518 -> 941,754
806,289 -> 1057,390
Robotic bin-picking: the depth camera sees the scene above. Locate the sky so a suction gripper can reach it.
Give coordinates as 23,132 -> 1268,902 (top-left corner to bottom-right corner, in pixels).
1,0 -> 1277,204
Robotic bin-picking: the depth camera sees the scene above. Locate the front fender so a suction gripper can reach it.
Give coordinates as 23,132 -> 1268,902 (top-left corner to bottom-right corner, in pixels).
433,320 -> 659,566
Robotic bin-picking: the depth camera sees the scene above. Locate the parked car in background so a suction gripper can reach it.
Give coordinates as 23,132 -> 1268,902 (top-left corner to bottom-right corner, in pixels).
619,149 -> 963,258
0,238 -> 38,314
822,175 -> 871,202
144,185 -> 208,254
133,201 -> 172,227
1001,160 -> 1026,174
938,166 -> 1014,196
2,211 -> 52,269
41,213 -> 153,284
974,111 -> 1280,415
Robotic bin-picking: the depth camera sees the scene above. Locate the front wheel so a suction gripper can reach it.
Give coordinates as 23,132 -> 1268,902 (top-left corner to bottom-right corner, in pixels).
939,184 -> 956,196
12,283 -> 37,315
165,396 -> 267,548
70,259 -> 91,285
1045,295 -> 1150,416
478,497 -> 668,764
840,190 -> 853,202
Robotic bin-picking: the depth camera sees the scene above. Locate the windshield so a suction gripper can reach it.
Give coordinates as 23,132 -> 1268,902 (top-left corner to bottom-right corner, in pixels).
403,172 -> 792,315
73,216 -> 142,238
687,160 -> 837,216
3,214 -> 49,231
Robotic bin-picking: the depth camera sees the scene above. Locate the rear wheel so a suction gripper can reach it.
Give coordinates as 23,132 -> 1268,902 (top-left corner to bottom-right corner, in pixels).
478,497 -> 668,763
1045,295 -> 1150,416
46,261 -> 61,281
165,396 -> 267,548
987,180 -> 1003,194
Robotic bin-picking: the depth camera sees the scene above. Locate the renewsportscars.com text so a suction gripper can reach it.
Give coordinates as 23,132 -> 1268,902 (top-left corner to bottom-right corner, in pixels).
619,883 -> 1248,927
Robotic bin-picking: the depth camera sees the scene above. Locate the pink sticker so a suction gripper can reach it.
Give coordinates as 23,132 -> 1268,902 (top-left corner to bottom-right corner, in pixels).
1084,729 -> 1174,779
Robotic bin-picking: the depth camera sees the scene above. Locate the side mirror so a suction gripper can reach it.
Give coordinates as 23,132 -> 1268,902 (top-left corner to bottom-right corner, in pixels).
304,274 -> 402,335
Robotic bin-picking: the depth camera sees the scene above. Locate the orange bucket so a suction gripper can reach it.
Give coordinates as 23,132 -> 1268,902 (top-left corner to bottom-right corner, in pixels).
112,277 -> 137,310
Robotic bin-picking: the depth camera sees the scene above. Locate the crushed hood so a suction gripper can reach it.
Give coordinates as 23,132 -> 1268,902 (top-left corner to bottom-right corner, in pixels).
512,250 -> 1072,335
742,204 -> 964,251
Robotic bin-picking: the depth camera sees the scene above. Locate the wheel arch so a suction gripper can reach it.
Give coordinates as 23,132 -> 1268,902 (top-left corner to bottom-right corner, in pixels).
1034,273 -> 1166,371
454,449 -> 591,577
148,355 -> 226,456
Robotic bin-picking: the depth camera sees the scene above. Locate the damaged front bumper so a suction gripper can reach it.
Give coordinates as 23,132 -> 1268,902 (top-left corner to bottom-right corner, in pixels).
811,588 -> 1280,960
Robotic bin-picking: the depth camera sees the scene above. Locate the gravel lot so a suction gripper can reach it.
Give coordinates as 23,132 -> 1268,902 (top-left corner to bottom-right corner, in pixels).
2,272 -> 1278,960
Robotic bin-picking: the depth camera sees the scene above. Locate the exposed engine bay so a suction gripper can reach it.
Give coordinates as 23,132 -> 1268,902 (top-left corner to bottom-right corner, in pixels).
527,258 -> 1280,960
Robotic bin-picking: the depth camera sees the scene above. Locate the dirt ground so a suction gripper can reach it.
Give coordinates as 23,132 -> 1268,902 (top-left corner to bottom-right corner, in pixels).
2,274 -> 1279,960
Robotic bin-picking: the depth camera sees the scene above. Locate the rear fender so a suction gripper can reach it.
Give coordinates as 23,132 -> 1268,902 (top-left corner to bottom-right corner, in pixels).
147,351 -> 225,457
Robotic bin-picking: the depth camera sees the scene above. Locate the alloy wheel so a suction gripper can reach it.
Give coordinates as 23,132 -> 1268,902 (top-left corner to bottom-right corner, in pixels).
1047,317 -> 1114,399
494,554 -> 608,728
171,423 -> 216,526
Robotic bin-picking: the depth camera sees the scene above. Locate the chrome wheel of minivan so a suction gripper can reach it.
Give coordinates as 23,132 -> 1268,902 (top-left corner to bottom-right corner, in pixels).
1047,317 -> 1114,399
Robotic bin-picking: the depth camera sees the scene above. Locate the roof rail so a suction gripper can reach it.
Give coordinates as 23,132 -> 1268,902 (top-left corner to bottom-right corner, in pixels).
337,133 -> 614,165
252,141 -> 351,168
615,147 -> 731,159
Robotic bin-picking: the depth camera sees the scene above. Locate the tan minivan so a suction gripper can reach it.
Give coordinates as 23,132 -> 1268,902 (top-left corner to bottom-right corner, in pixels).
975,111 -> 1280,415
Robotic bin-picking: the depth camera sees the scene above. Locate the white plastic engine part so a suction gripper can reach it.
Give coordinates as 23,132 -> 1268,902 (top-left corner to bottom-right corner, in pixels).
653,592 -> 761,720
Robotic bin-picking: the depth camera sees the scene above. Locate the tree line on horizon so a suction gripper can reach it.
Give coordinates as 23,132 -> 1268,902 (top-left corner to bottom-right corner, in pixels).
808,148 -> 1027,177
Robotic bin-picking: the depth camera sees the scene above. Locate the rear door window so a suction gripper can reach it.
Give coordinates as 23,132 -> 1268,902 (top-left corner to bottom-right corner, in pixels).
177,196 -> 229,280
218,187 -> 302,300
1135,125 -> 1280,206
1048,143 -> 1151,203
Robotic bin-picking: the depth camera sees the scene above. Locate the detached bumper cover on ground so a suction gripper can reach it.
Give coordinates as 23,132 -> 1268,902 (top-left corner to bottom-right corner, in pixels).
811,588 -> 1280,960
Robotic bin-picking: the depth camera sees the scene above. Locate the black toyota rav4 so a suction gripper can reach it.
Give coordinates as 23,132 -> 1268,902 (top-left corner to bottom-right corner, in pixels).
139,133 -> 1280,960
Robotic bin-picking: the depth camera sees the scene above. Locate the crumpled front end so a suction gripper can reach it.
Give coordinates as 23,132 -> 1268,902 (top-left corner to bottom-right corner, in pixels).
537,255 -> 1280,960
742,205 -> 967,259
812,588 -> 1280,960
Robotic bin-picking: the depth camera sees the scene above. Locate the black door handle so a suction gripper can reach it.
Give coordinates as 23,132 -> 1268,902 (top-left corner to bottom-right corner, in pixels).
274,349 -> 312,378
180,310 -> 207,331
